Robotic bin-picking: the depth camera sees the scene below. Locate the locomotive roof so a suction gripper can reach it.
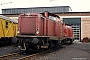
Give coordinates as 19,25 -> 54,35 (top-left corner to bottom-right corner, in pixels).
0,15 -> 18,23
41,12 -> 60,18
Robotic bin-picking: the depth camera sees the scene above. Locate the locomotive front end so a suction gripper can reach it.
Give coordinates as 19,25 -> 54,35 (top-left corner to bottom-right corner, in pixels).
16,13 -> 45,50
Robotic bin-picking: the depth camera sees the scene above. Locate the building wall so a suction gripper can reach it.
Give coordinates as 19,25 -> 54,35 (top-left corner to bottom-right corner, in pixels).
81,17 -> 90,40
56,12 -> 90,16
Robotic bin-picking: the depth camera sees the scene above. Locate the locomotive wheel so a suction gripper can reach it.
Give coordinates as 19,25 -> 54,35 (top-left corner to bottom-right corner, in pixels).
69,39 -> 73,44
48,41 -> 52,49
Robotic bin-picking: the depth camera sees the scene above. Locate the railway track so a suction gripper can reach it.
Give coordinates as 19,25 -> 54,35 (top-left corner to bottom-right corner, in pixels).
0,52 -> 21,60
0,51 -> 45,60
0,45 -> 66,60
0,49 -> 57,60
16,49 -> 53,60
16,45 -> 64,60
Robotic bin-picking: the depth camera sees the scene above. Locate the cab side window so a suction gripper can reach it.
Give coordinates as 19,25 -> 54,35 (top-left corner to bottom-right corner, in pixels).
6,21 -> 8,28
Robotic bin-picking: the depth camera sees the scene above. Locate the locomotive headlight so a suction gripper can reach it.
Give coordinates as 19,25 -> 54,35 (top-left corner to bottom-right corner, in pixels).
36,28 -> 39,34
17,28 -> 20,33
36,31 -> 39,34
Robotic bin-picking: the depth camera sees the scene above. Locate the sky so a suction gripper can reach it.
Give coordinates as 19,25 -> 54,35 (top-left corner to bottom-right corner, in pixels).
0,0 -> 90,13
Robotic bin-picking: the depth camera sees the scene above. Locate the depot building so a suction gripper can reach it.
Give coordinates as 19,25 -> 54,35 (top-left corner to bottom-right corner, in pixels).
1,6 -> 90,42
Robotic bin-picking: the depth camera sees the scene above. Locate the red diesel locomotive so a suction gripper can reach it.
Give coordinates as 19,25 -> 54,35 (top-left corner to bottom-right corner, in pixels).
15,12 -> 74,51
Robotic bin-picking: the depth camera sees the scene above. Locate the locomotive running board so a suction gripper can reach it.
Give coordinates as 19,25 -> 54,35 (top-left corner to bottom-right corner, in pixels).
49,36 -> 62,40
17,35 -> 63,40
17,35 -> 49,38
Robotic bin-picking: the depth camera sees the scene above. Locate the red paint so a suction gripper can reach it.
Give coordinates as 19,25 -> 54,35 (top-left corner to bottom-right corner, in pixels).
47,19 -> 55,36
18,12 -> 73,38
54,19 -> 61,36
63,24 -> 68,37
18,13 -> 44,36
63,24 -> 73,37
68,26 -> 73,37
